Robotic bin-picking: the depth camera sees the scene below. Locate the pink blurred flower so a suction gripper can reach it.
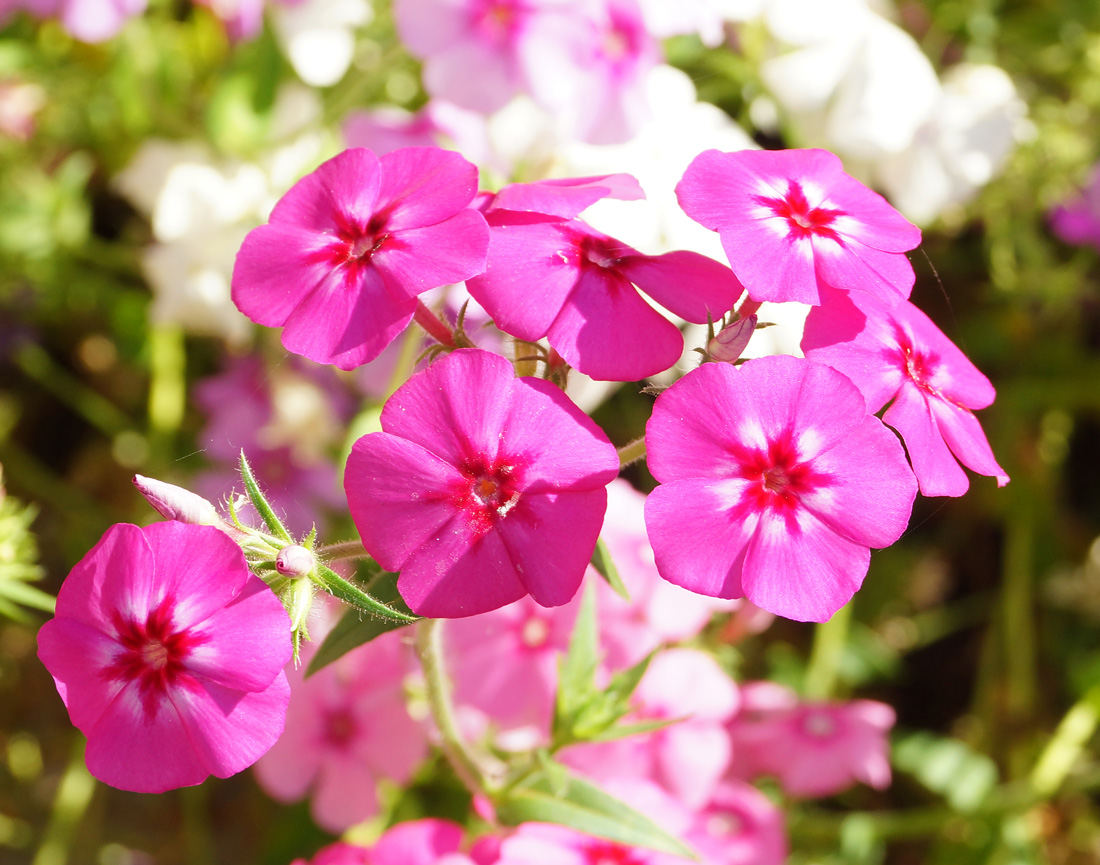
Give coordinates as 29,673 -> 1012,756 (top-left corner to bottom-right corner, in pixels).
295,819 -> 497,865
562,648 -> 738,809
37,522 -> 291,792
394,0 -> 587,115
344,102 -> 494,167
644,355 -> 917,622
728,682 -> 895,798
231,146 -> 489,369
676,148 -> 921,307
802,288 -> 1009,496
468,182 -> 742,381
1050,165 -> 1100,251
4,0 -> 145,42
253,630 -> 427,832
686,781 -> 787,865
0,80 -> 45,141
192,0 -> 264,40
345,348 -> 619,617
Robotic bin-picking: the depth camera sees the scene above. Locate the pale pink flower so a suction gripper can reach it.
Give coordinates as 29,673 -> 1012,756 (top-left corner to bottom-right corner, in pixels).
4,0 -> 145,42
728,682 -> 895,798
468,181 -> 743,381
192,0 -> 265,40
802,287 -> 1009,496
231,146 -> 489,369
644,354 -> 917,622
253,630 -> 427,833
344,101 -> 493,166
686,781 -> 787,865
1050,163 -> 1100,251
37,522 -> 291,793
293,819 -> 498,865
345,349 -> 619,617
676,148 -> 921,307
561,648 -> 738,809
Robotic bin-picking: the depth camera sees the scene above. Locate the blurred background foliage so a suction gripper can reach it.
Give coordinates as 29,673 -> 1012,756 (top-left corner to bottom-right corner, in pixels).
3,0 -> 1100,863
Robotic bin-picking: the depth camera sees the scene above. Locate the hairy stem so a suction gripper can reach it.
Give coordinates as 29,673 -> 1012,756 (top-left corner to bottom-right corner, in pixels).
617,438 -> 646,469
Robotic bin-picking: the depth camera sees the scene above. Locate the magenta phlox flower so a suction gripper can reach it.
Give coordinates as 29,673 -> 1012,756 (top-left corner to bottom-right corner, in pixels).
232,146 -> 489,370
595,480 -> 736,671
36,522 -> 291,793
485,173 -> 646,221
644,355 -> 917,622
468,184 -> 743,381
727,682 -> 895,798
446,594 -> 580,741
253,630 -> 427,832
345,349 -> 619,617
676,148 -> 921,307
561,648 -> 738,809
4,0 -> 146,42
394,0 -> 589,114
686,781 -> 788,865
1049,165 -> 1100,251
802,287 -> 1009,496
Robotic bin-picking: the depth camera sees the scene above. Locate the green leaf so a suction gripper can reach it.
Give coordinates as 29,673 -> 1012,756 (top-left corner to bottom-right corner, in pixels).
238,451 -> 292,543
893,731 -> 998,813
0,579 -> 55,613
312,562 -> 419,626
307,570 -> 415,677
587,717 -> 682,744
590,538 -> 629,601
495,763 -> 696,859
554,582 -> 600,739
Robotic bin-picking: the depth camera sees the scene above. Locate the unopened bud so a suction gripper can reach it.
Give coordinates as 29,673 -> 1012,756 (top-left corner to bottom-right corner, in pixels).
133,474 -> 222,526
276,544 -> 314,578
708,314 -> 757,363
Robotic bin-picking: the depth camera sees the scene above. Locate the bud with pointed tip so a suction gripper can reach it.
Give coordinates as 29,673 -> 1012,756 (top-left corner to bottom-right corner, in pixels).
132,475 -> 246,540
708,314 -> 757,363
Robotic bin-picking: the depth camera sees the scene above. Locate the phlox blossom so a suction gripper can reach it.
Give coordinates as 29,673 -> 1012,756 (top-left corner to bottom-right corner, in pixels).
802,287 -> 1009,496
293,819 -> 495,865
468,178 -> 743,381
37,522 -> 291,793
687,781 -> 788,865
253,630 -> 426,832
344,348 -> 619,617
644,355 -> 917,622
676,148 -> 921,307
727,682 -> 895,798
231,146 -> 489,370
3,0 -> 145,42
1049,163 -> 1100,252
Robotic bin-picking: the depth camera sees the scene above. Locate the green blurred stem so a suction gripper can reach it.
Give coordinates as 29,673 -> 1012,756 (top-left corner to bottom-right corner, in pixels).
386,325 -> 425,399
181,785 -> 215,865
1002,503 -> 1036,722
147,324 -> 186,438
513,340 -> 540,377
415,618 -> 506,793
793,804 -> 954,841
318,539 -> 369,561
617,438 -> 646,469
804,602 -> 852,700
15,344 -> 131,438
1030,683 -> 1100,798
32,739 -> 95,865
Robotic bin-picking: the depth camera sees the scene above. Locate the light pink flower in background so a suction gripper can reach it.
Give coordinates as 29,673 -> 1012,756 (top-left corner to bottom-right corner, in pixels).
192,0 -> 265,40
394,0 -> 588,115
345,349 -> 619,617
687,781 -> 787,865
1049,163 -> 1100,252
484,173 -> 645,220
3,0 -> 146,42
446,594 -> 580,740
468,180 -> 743,381
644,354 -> 917,622
253,631 -> 427,833
344,101 -> 494,167
595,479 -> 736,671
727,682 -> 895,798
802,287 -> 1009,496
561,648 -> 739,809
231,146 -> 489,369
37,522 -> 291,793
293,818 -> 499,864
676,148 -> 921,307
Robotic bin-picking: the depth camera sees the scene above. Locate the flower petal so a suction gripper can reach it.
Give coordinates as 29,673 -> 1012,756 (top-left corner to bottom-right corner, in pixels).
618,250 -> 743,324
377,146 -> 480,231
269,147 -> 381,232
373,208 -> 489,299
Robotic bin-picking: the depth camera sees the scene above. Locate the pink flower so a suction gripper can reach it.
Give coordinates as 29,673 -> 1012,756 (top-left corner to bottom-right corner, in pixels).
295,819 -> 496,865
686,781 -> 787,865
676,148 -> 921,307
231,147 -> 489,370
192,0 -> 264,40
1049,165 -> 1100,251
36,522 -> 291,793
468,183 -> 743,381
394,0 -> 588,114
4,0 -> 146,42
253,630 -> 426,832
802,288 -> 1009,496
643,355 -> 917,622
561,648 -> 739,809
345,348 -> 619,617
728,683 -> 895,798
344,102 -> 493,166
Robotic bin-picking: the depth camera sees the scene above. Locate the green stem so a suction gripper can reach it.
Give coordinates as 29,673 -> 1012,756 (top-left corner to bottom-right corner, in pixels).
318,539 -> 370,561
804,602 -> 852,700
617,438 -> 646,469
32,738 -> 96,865
1030,683 -> 1100,798
415,618 -> 506,793
147,323 -> 186,438
15,344 -> 131,438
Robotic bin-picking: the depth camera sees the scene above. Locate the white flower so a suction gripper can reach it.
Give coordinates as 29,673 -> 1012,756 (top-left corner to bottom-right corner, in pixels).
272,0 -> 372,88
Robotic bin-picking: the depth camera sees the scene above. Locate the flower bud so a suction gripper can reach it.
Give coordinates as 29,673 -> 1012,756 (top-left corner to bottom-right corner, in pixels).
708,314 -> 757,363
133,474 -> 222,526
276,544 -> 314,578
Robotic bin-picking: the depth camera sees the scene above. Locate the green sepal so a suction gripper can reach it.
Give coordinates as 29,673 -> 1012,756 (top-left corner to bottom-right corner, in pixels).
590,537 -> 629,601
494,761 -> 697,859
239,451 -> 293,543
307,568 -> 415,677
312,562 -> 418,625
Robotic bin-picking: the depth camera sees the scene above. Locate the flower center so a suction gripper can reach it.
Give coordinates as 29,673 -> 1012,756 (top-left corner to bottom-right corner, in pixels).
763,181 -> 842,239
322,708 -> 360,749
763,466 -> 790,494
802,710 -> 837,739
454,456 -> 524,534
520,617 -> 550,648
706,812 -> 745,839
141,640 -> 170,670
585,841 -> 645,865
581,235 -> 623,270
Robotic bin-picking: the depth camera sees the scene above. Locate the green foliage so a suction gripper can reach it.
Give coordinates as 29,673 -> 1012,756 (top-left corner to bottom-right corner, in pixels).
0,482 -> 53,622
